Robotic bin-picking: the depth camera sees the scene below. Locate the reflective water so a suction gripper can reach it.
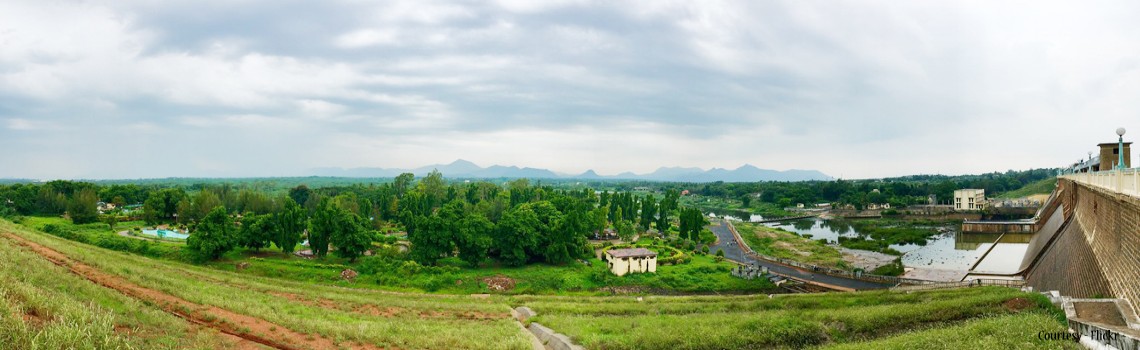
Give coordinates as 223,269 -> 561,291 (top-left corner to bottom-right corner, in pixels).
141,229 -> 189,240
753,218 -> 1030,274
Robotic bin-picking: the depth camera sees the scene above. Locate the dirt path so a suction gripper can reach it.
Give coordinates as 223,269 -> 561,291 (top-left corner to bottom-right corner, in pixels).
1,232 -> 383,350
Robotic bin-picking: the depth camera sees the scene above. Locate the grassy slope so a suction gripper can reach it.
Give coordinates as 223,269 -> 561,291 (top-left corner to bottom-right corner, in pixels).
820,312 -> 1077,350
520,287 -> 1076,350
735,222 -> 847,268
0,230 -> 233,349
1,219 -> 533,350
18,216 -> 773,295
221,251 -> 775,295
1,218 -> 1077,350
995,178 -> 1058,199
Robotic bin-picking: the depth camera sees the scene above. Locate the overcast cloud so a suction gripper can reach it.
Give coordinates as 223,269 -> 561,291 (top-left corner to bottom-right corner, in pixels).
2,0 -> 1139,179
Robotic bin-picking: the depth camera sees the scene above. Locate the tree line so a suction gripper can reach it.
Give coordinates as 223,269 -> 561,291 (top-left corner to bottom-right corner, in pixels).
0,173 -> 699,267
683,168 -> 1056,210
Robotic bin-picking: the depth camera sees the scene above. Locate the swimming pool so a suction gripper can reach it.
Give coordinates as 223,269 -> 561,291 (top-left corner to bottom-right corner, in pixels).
141,229 -> 189,240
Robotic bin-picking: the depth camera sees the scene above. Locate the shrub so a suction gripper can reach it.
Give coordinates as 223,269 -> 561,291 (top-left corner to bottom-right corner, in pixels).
871,258 -> 904,276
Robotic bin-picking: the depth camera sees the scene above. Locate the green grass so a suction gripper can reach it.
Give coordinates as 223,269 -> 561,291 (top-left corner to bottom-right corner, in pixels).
995,178 -> 1057,199
16,216 -> 185,260
679,195 -> 795,218
871,258 -> 905,276
16,216 -> 771,295
2,219 -> 533,350
1,218 -> 1074,350
218,248 -> 775,295
520,287 -> 1072,349
735,222 -> 848,268
834,219 -> 946,255
0,226 -> 233,349
819,312 -> 1078,349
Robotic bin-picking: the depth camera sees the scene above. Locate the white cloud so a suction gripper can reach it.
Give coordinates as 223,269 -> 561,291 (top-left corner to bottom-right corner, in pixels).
3,0 -> 1140,179
335,28 -> 401,48
5,118 -> 51,131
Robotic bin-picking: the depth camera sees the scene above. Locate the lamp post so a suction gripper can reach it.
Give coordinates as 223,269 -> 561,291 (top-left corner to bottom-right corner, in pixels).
1117,127 -> 1127,170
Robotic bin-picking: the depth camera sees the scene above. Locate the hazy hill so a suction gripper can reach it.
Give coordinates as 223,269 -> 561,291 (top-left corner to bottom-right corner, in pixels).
312,160 -> 832,182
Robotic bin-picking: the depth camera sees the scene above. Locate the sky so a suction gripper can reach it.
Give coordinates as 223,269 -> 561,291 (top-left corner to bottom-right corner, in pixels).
2,0 -> 1140,180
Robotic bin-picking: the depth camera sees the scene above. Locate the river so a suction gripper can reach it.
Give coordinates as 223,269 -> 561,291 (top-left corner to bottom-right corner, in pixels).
711,212 -> 1029,281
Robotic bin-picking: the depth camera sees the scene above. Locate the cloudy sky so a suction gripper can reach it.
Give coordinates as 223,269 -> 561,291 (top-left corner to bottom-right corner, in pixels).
3,0 -> 1139,180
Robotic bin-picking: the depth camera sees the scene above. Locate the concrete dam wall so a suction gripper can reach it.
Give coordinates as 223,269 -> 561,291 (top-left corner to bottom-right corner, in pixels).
1026,178 -> 1140,313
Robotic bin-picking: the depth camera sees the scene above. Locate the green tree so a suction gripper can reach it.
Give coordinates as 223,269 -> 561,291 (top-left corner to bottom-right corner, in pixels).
393,173 -> 415,199
102,214 -> 118,231
679,208 -> 708,241
455,213 -> 493,267
273,198 -> 306,253
110,195 -> 126,208
332,192 -> 362,216
639,195 -> 657,231
326,208 -> 371,262
238,213 -> 273,251
590,205 -> 608,237
408,214 -> 454,265
546,201 -> 589,264
288,185 -> 311,208
420,170 -> 447,211
307,199 -> 337,258
495,206 -> 541,266
143,188 -> 186,224
657,189 -> 679,233
615,219 -> 635,241
186,206 -> 237,262
68,188 -> 99,224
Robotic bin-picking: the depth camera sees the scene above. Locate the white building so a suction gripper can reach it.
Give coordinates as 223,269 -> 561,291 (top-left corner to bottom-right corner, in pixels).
605,248 -> 657,276
953,189 -> 986,210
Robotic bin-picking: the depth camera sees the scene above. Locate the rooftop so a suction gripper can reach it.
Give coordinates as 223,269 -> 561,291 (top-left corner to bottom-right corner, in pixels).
606,248 -> 657,258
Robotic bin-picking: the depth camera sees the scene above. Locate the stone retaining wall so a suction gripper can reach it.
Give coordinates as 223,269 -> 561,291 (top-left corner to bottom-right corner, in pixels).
1027,179 -> 1140,315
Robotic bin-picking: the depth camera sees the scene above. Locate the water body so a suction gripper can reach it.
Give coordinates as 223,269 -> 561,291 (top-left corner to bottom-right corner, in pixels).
141,229 -> 189,240
747,218 -> 1029,275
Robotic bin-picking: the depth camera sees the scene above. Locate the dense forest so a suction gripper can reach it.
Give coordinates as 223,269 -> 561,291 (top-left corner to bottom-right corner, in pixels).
0,172 -> 697,267
0,168 -> 1055,265
672,168 -> 1057,210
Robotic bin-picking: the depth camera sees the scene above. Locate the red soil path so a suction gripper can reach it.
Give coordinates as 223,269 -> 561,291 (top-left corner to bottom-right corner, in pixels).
1,232 -> 383,350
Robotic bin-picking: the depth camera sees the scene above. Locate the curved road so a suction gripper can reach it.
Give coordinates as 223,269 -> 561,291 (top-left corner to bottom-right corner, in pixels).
708,220 -> 890,291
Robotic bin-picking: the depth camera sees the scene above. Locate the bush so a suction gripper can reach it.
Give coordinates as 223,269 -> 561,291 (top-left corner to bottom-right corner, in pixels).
871,258 -> 904,276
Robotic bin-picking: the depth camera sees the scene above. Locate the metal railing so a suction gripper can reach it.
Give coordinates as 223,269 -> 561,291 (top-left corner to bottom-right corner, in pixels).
1061,169 -> 1140,197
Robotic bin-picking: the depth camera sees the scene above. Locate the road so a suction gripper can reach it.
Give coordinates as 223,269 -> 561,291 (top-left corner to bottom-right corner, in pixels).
708,220 -> 890,291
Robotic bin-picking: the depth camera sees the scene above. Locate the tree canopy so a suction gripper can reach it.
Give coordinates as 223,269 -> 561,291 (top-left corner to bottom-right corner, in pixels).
186,206 -> 237,262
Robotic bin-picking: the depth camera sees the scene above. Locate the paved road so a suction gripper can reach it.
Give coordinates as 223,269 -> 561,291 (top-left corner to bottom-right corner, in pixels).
708,220 -> 890,291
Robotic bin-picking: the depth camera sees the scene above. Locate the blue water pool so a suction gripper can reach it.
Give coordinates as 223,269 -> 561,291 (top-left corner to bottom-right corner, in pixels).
141,229 -> 189,240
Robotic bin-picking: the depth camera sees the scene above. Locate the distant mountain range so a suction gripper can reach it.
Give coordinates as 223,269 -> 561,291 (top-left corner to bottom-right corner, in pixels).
311,160 -> 831,182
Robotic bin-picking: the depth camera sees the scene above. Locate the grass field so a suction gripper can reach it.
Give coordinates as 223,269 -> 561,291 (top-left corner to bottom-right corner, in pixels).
517,287 -> 1076,349
1,219 -> 533,350
0,218 -> 1076,349
734,222 -> 847,268
0,224 -> 237,349
15,216 -> 774,295
996,178 -> 1058,199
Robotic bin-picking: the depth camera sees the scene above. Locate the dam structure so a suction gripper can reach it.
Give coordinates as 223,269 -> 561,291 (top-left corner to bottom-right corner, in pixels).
962,169 -> 1140,348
